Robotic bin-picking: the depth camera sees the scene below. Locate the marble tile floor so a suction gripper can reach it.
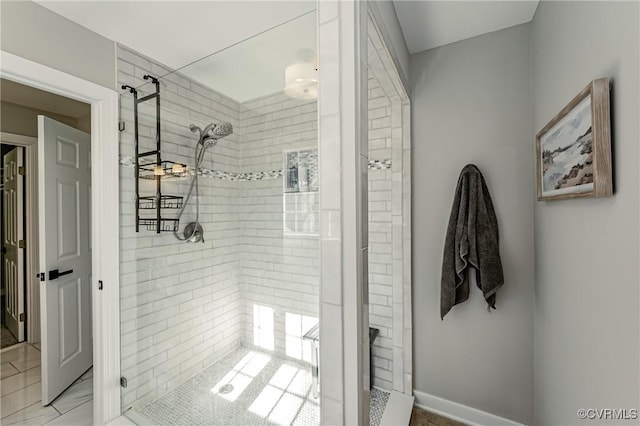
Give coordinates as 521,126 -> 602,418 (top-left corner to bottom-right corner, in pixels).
0,343 -> 94,425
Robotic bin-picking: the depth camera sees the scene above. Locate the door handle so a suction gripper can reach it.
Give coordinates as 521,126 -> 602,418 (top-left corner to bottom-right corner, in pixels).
48,269 -> 73,280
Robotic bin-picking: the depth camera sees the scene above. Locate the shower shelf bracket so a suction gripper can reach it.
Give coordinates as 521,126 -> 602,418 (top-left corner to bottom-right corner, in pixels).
122,74 -> 185,233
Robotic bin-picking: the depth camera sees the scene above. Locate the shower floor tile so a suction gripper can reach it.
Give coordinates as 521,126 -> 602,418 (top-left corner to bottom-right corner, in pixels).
370,388 -> 390,426
140,347 -> 319,425
137,347 -> 390,426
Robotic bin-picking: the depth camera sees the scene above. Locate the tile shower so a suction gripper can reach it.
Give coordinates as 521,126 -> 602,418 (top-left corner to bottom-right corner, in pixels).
118,40 -> 321,419
116,8 -> 410,425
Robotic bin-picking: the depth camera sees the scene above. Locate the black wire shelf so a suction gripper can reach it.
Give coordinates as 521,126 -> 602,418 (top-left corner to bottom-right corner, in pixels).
123,74 -> 187,233
138,218 -> 179,232
138,195 -> 184,210
138,160 -> 188,180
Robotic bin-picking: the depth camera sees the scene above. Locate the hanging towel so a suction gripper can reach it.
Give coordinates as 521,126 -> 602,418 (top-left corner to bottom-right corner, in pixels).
440,164 -> 504,319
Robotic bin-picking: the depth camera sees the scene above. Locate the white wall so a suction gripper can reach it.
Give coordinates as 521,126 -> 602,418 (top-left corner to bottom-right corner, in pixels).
0,1 -> 116,90
410,24 -> 535,424
531,2 -> 640,424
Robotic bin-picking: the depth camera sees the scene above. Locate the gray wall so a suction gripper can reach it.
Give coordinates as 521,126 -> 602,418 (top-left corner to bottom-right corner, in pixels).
531,2 -> 640,424
0,1 -> 116,90
410,24 -> 535,424
1,102 -> 90,137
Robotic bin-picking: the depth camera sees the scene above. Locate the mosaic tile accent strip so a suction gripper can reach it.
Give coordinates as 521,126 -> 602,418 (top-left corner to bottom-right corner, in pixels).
369,159 -> 392,170
119,156 -> 284,181
120,156 -> 391,181
370,388 -> 391,426
237,170 -> 284,181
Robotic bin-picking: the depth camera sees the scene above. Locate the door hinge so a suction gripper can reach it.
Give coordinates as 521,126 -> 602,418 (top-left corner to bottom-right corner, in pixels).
18,240 -> 25,249
119,121 -> 126,131
120,377 -> 128,388
18,166 -> 25,176
19,312 -> 25,322
37,272 -> 45,282
98,280 -> 103,290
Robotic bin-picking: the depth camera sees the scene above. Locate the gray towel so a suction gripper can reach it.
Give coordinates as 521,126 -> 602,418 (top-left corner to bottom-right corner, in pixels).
440,164 -> 504,319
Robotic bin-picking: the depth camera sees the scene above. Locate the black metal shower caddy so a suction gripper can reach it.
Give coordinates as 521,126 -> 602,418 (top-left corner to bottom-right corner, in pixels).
122,75 -> 186,233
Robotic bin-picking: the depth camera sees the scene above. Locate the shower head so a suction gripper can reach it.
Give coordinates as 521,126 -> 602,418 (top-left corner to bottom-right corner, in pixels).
190,121 -> 233,146
209,121 -> 233,139
176,121 -> 235,244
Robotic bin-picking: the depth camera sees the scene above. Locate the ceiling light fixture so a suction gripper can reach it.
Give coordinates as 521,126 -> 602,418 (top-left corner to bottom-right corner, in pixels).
284,49 -> 318,100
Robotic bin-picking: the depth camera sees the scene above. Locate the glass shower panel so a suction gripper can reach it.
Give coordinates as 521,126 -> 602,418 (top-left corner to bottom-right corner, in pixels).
117,9 -> 319,425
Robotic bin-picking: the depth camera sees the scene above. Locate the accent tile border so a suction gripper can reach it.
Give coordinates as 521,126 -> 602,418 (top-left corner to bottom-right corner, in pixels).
369,159 -> 392,170
120,156 -> 391,181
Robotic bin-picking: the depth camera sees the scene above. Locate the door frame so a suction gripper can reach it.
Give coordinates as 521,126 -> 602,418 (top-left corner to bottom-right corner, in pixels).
0,51 -> 120,425
1,133 -> 39,344
2,144 -> 26,342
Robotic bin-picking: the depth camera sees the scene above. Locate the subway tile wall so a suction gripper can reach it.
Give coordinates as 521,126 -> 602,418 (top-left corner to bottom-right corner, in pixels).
117,45 -> 321,410
238,92 -> 320,358
118,45 -> 244,410
118,40 -> 403,412
367,72 -> 394,390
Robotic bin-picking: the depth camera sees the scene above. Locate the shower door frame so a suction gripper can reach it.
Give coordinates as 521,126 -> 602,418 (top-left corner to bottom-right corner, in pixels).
0,51 -> 121,426
366,6 -> 413,395
318,1 -> 412,423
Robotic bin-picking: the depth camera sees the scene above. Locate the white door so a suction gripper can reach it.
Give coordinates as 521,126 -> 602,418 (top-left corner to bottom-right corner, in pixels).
3,147 -> 25,343
38,116 -> 92,405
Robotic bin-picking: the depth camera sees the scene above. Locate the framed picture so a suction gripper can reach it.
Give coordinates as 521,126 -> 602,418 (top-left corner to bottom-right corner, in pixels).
536,78 -> 612,201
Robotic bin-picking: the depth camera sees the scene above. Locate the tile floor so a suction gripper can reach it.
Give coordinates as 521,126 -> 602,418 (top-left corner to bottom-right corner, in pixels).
0,343 -> 93,425
370,388 -> 390,426
138,348 -> 319,425
1,324 -> 19,349
132,347 -> 390,426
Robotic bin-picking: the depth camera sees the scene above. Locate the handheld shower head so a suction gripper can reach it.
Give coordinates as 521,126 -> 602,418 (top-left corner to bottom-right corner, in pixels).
191,122 -> 233,146
209,122 -> 233,139
201,123 -> 217,141
176,120 -> 235,244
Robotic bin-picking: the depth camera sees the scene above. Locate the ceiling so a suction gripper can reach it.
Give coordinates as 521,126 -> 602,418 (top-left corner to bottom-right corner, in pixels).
393,1 -> 540,54
35,1 -> 317,102
1,78 -> 90,118
34,1 -> 540,100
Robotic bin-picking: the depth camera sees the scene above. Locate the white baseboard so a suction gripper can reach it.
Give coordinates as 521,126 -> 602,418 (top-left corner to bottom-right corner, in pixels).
413,390 -> 525,426
0,341 -> 27,354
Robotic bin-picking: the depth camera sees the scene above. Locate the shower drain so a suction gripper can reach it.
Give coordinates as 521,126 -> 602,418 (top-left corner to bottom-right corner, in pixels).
219,384 -> 234,395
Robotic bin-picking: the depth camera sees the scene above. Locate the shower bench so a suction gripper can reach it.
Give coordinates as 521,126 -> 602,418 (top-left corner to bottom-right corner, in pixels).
303,324 -> 380,399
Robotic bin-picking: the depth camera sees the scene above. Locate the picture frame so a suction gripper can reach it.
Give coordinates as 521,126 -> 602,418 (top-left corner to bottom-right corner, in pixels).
536,78 -> 612,201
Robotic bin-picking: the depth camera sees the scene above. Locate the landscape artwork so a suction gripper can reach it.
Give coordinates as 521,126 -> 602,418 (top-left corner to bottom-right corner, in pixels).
536,78 -> 612,201
540,96 -> 593,197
